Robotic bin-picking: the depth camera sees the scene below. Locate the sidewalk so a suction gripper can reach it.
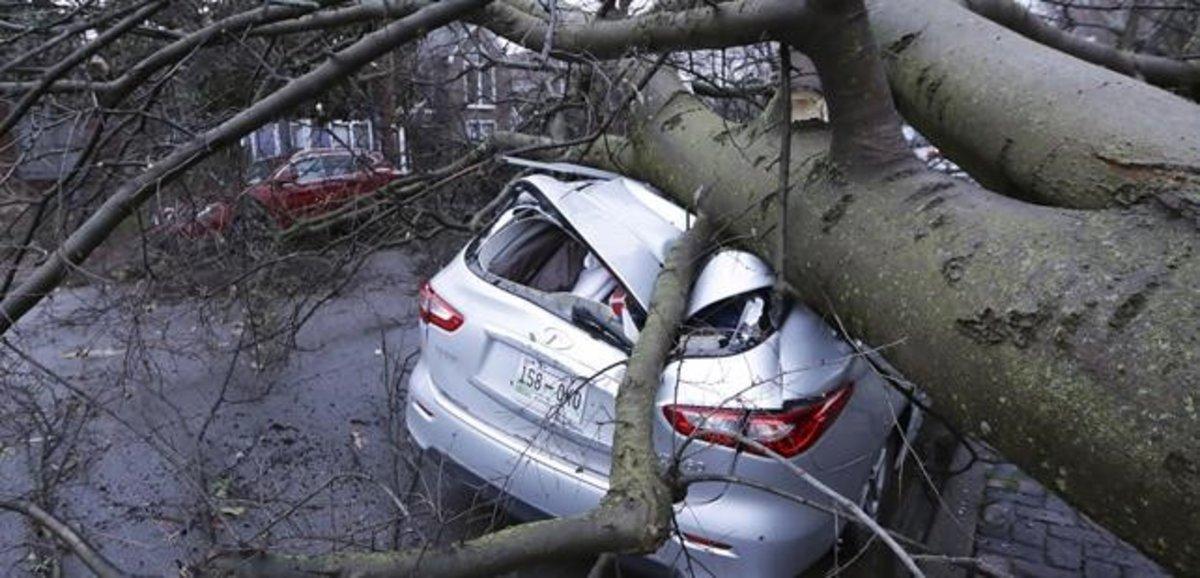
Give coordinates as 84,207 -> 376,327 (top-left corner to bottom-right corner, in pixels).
971,463 -> 1170,578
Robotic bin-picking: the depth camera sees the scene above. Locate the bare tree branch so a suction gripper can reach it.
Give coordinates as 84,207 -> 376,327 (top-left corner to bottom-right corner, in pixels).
0,0 -> 493,335
961,0 -> 1200,94
0,500 -> 132,578
0,0 -> 167,140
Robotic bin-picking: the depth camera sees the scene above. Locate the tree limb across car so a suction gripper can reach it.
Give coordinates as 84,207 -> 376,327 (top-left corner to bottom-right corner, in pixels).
1,0 -> 1197,574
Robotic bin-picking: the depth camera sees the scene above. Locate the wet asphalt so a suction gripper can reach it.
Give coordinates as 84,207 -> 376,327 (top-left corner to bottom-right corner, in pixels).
0,250 -> 471,576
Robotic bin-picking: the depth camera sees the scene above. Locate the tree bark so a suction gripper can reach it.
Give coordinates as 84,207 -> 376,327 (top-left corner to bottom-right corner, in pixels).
582,66 -> 1200,574
868,0 -> 1200,216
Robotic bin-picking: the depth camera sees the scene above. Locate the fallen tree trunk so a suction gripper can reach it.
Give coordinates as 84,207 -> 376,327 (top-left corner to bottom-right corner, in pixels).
472,0 -> 1200,216
574,64 -> 1200,574
477,1 -> 1200,570
868,0 -> 1200,215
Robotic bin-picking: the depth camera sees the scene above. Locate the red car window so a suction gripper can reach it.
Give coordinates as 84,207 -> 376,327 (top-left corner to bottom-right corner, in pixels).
322,155 -> 357,178
289,158 -> 325,183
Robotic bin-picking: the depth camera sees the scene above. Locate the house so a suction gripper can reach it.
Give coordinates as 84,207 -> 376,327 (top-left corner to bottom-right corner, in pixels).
239,24 -> 563,180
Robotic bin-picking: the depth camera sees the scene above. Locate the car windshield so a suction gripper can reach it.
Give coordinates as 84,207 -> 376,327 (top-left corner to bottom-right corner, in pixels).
322,154 -> 357,177
280,154 -> 362,183
679,288 -> 781,356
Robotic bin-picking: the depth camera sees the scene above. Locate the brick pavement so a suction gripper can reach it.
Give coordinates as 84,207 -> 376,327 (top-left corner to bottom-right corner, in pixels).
973,463 -> 1172,578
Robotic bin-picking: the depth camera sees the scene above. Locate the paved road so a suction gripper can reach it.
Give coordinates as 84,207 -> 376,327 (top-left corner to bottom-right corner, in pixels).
973,463 -> 1170,578
0,249 -> 478,575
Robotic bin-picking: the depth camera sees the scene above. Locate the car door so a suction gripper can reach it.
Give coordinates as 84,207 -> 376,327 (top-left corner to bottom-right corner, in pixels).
317,154 -> 360,209
274,157 -> 329,220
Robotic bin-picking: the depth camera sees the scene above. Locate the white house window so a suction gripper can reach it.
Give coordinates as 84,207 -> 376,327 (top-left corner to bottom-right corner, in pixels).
351,120 -> 373,150
326,119 -> 374,150
292,119 -> 315,149
395,125 -> 411,174
250,123 -> 282,160
330,121 -> 353,149
466,66 -> 497,109
465,119 -> 496,143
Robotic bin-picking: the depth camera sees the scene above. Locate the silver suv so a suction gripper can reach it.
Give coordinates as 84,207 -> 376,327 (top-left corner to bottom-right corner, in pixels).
405,164 -> 912,577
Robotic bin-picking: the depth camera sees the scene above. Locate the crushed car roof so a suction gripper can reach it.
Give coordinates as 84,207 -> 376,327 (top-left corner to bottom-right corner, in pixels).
518,173 -> 772,311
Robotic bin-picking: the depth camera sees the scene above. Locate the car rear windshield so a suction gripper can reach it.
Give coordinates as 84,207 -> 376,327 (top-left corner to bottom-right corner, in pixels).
481,216 -> 588,292
679,288 -> 782,357
472,209 -> 641,349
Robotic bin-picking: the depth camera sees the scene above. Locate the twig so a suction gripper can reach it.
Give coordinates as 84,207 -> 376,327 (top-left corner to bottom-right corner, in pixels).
709,431 -> 926,577
0,500 -> 132,578
775,40 -> 792,300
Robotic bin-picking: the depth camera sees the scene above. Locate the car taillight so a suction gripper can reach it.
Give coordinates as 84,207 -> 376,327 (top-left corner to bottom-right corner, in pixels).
662,384 -> 853,458
418,281 -> 464,332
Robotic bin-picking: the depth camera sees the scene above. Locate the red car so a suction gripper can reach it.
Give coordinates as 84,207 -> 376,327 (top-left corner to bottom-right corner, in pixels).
154,149 -> 402,240
244,148 -> 402,227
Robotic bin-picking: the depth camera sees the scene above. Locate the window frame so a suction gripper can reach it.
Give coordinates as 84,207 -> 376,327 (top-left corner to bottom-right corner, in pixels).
395,125 -> 411,174
465,118 -> 497,143
465,65 -> 498,109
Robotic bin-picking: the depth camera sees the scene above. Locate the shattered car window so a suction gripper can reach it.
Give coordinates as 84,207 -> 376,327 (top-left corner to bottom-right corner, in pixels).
474,212 -> 640,347
482,217 -> 587,292
680,288 -> 780,356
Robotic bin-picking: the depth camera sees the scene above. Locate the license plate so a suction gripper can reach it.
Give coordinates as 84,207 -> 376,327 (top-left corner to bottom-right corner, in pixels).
510,356 -> 587,426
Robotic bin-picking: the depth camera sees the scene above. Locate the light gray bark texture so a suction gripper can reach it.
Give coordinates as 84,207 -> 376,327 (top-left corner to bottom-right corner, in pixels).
870,0 -> 1200,215
582,72 -> 1200,574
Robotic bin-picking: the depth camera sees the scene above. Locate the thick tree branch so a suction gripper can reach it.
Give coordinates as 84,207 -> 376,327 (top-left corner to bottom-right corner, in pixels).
869,0 -> 1200,214
479,0 -> 1200,214
246,0 -> 421,38
476,0 -> 816,58
795,0 -> 909,170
